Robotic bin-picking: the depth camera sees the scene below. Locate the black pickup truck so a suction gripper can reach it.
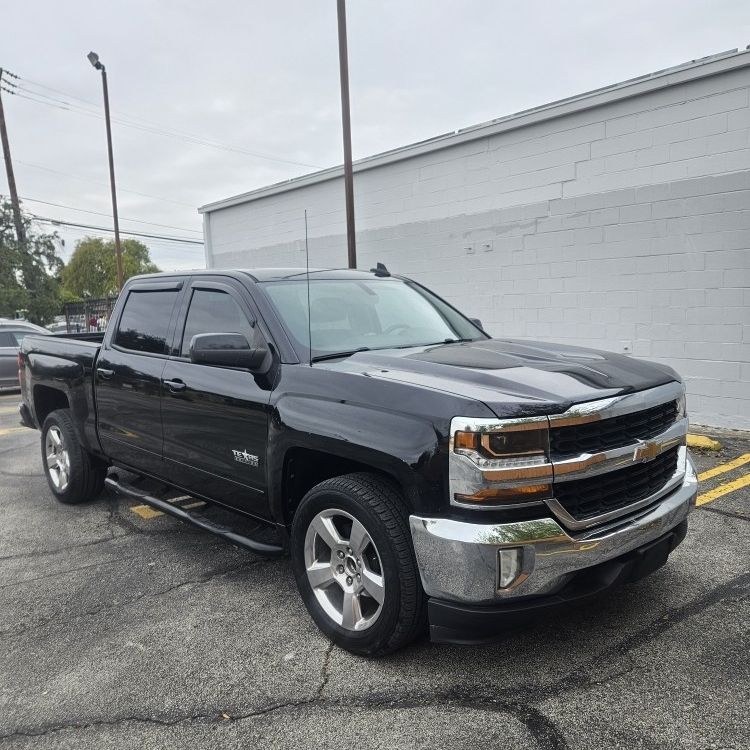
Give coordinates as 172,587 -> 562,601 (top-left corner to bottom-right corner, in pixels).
19,267 -> 697,654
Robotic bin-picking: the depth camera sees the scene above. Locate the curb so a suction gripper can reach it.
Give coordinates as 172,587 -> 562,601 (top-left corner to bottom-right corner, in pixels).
687,434 -> 722,451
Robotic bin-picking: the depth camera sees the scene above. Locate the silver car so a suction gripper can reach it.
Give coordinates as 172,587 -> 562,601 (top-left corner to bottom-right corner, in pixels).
0,319 -> 51,389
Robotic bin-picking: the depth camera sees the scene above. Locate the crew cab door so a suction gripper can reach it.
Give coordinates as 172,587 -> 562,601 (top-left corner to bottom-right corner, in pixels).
95,280 -> 184,476
160,278 -> 272,520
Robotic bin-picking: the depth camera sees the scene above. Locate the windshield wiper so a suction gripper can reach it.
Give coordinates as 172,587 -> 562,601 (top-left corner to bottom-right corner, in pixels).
310,347 -> 371,363
427,337 -> 475,346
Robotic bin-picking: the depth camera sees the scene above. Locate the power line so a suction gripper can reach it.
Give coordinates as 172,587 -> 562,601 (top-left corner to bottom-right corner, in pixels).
4,71 -> 101,109
30,214 -> 205,245
3,68 -> 325,170
19,195 -> 203,234
16,160 -> 195,208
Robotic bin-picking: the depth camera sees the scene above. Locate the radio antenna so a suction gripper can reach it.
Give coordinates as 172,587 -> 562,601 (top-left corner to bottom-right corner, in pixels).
304,209 -> 312,366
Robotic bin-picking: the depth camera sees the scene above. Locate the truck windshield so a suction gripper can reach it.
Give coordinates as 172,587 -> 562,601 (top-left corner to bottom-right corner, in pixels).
260,278 -> 486,360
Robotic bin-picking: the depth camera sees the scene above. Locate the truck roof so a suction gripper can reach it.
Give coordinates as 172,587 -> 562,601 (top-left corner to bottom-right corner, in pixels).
244,268 -> 390,282
129,268 -> 394,284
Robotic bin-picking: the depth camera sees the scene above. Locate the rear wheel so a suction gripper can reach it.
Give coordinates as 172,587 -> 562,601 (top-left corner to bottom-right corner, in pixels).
41,409 -> 106,504
291,472 -> 426,656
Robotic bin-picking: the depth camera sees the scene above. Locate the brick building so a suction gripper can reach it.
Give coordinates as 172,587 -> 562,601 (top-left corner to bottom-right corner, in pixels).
199,48 -> 750,430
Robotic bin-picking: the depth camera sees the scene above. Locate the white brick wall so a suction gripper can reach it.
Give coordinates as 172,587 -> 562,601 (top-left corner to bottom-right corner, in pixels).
204,55 -> 750,430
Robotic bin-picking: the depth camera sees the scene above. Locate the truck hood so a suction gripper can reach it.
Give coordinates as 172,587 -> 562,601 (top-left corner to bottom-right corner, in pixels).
323,338 -> 679,419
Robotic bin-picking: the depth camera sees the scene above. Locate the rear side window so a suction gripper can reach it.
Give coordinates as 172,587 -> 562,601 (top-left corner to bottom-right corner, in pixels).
180,289 -> 254,357
0,332 -> 16,347
114,290 -> 179,354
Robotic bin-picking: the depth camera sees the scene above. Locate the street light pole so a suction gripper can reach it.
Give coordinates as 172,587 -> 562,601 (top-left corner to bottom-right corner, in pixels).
87,52 -> 124,291
336,0 -> 356,269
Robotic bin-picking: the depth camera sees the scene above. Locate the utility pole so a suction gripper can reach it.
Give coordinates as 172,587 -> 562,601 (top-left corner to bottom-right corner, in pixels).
0,69 -> 26,244
87,52 -> 124,291
336,0 -> 356,269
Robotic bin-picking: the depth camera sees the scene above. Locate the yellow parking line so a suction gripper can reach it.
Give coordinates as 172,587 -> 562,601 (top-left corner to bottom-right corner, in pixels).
131,504 -> 163,519
0,407 -> 18,415
696,473 -> 750,506
131,498 -> 205,519
698,453 -> 750,482
0,427 -> 28,437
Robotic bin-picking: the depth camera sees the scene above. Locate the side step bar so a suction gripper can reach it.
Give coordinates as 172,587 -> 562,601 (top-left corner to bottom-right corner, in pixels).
105,476 -> 285,557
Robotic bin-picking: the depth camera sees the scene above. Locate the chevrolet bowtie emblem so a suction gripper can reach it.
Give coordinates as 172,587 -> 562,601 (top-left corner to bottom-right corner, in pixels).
633,440 -> 660,463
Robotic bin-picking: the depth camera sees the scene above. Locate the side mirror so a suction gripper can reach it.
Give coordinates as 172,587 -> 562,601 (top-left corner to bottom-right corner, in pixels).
470,318 -> 485,332
189,332 -> 270,372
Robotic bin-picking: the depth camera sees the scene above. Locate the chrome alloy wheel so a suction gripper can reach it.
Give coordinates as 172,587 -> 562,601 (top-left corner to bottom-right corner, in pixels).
304,508 -> 385,631
45,425 -> 71,491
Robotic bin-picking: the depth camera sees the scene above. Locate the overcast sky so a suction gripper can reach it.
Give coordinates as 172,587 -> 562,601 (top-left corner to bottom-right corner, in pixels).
1,0 -> 748,270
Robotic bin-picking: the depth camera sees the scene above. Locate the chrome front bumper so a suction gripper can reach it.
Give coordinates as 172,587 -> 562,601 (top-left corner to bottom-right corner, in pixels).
410,452 -> 697,605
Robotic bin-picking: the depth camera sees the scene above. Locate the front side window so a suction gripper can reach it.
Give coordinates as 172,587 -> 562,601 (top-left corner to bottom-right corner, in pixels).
260,278 -> 485,358
181,289 -> 255,357
114,290 -> 179,354
0,332 -> 16,347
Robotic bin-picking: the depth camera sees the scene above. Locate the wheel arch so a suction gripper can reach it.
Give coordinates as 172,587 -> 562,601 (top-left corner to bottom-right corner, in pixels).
33,385 -> 70,426
278,445 -> 419,526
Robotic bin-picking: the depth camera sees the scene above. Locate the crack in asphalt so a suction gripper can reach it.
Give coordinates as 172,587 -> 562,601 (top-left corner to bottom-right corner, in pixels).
0,529 -> 234,563
0,560 -> 271,640
699,505 -> 750,522
0,534 -> 130,562
0,499 -> 229,564
0,694 -> 569,748
0,554 -> 143,591
315,642 -> 334,699
3,569 -> 748,745
536,571 -> 750,705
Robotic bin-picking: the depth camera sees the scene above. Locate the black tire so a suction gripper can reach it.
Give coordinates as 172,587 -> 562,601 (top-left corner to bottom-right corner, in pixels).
41,409 -> 106,505
291,472 -> 426,656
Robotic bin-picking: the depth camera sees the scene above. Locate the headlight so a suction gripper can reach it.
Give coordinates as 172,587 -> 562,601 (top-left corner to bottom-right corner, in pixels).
454,425 -> 548,468
450,418 -> 552,507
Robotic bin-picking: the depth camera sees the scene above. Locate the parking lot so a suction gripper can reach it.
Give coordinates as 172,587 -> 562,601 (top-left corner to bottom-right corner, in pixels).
0,391 -> 747,750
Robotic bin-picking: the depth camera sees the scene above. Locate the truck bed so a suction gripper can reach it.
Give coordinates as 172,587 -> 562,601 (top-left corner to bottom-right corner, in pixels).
19,333 -> 104,454
22,333 -> 103,372
52,332 -> 107,343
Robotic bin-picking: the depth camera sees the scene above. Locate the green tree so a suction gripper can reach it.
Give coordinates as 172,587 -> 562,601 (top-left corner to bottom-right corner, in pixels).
0,200 -> 64,325
61,237 -> 160,298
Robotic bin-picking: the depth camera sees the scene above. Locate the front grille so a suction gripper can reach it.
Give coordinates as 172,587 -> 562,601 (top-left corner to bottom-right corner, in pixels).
550,400 -> 678,456
553,446 -> 680,523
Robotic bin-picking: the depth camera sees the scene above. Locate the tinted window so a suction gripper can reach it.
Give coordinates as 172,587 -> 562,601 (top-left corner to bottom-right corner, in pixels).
181,289 -> 255,357
114,290 -> 179,354
0,332 -> 15,347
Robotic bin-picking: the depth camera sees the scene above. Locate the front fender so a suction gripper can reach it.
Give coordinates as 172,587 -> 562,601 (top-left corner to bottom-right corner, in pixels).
267,393 -> 446,523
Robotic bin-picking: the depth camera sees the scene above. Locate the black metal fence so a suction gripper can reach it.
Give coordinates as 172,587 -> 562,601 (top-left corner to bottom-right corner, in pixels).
63,297 -> 118,334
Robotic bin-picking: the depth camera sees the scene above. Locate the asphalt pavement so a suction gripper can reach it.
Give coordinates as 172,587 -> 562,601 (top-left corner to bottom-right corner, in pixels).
0,392 -> 748,750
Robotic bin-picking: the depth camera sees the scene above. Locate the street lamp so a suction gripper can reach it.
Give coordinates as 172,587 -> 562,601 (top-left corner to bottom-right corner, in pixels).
87,51 -> 124,291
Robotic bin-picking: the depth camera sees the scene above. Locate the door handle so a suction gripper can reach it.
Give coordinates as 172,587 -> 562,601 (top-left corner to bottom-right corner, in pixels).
97,368 -> 114,380
163,378 -> 187,394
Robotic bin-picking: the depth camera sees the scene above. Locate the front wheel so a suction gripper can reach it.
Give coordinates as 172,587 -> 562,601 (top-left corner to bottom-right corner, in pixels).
41,409 -> 106,505
291,473 -> 426,656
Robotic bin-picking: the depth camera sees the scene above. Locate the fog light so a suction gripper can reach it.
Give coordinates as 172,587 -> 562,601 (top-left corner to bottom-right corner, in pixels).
497,547 -> 523,589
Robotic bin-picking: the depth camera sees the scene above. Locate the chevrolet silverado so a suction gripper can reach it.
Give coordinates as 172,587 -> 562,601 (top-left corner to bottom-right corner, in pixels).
18,267 -> 697,654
